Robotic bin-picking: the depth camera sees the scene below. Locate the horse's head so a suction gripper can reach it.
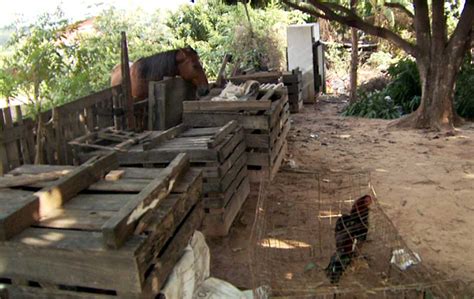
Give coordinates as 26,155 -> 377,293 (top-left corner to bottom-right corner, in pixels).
176,47 -> 209,97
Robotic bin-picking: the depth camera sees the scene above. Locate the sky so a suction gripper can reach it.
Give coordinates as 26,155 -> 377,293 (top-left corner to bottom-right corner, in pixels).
0,0 -> 192,27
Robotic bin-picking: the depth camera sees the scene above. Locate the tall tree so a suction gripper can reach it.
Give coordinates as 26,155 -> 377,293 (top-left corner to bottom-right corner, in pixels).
282,0 -> 474,131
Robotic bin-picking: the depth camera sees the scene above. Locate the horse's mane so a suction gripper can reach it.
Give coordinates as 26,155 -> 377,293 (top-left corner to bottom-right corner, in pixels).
134,47 -> 197,81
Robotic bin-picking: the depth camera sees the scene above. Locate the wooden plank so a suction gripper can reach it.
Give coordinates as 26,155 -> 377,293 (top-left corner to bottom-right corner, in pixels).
207,120 -> 238,148
148,81 -> 156,131
0,228 -> 143,293
0,170 -> 70,188
140,202 -> 204,294
204,162 -> 247,209
52,108 -> 66,164
216,127 -> 244,163
204,151 -> 246,194
220,152 -> 247,192
0,112 -> 9,174
119,167 -> 167,180
183,112 -> 269,130
9,164 -> 74,175
2,107 -> 20,169
134,170 -> 201,245
56,88 -> 114,115
179,127 -> 219,137
105,170 -> 125,181
155,82 -> 166,130
259,89 -> 275,101
143,124 -> 187,150
88,179 -> 149,193
43,113 -> 57,165
268,92 -> 288,128
183,100 -> 271,112
0,124 -> 30,144
34,153 -> 118,216
14,106 -> 31,164
0,189 -> 39,240
216,140 -> 246,178
247,151 -> 270,167
38,209 -> 115,231
245,133 -> 270,149
202,176 -> 249,236
270,119 -> 290,163
24,118 -> 36,163
270,140 -> 287,180
65,194 -> 131,211
116,148 -> 218,165
247,140 -> 287,183
269,104 -> 290,146
4,285 -> 117,299
101,153 -> 189,249
120,31 -> 136,130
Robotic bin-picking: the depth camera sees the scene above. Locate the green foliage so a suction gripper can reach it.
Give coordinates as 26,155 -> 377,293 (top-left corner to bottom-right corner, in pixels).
342,90 -> 401,119
0,2 -> 306,113
344,56 -> 474,120
384,58 -> 421,113
455,58 -> 474,119
0,60 -> 18,102
5,10 -> 71,113
166,0 -> 306,79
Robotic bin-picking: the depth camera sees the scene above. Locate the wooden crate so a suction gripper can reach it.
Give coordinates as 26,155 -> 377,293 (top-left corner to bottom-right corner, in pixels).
282,69 -> 303,113
183,88 -> 290,182
0,152 -> 203,298
70,122 -> 250,237
228,70 -> 303,113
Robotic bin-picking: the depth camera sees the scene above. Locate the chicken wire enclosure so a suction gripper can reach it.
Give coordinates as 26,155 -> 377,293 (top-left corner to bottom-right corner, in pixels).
249,171 -> 466,298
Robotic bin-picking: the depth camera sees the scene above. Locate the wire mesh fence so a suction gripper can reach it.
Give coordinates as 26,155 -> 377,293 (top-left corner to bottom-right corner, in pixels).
249,170 -> 467,298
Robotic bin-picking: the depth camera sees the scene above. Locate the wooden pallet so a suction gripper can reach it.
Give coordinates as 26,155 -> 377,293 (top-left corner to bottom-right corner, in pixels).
71,122 -> 250,237
183,88 -> 289,182
0,152 -> 203,298
227,70 -> 303,113
282,69 -> 303,113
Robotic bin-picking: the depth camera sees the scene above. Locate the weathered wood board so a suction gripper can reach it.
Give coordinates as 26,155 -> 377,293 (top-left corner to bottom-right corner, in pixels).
71,121 -> 250,237
183,88 -> 290,182
0,153 -> 203,298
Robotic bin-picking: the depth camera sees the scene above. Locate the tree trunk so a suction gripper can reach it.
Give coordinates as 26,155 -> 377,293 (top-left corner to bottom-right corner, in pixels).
393,56 -> 460,131
349,0 -> 358,103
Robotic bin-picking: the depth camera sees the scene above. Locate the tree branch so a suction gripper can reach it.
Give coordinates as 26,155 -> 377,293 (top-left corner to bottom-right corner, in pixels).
281,0 -> 325,19
413,0 -> 431,58
447,0 -> 474,60
432,1 -> 447,55
384,2 -> 414,19
301,0 -> 417,56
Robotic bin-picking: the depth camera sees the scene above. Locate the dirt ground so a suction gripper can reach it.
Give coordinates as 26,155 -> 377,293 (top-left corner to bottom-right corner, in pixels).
207,96 -> 474,292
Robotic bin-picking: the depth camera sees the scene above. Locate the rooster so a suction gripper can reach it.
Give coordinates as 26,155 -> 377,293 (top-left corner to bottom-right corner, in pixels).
325,214 -> 357,283
348,195 -> 373,242
325,195 -> 373,283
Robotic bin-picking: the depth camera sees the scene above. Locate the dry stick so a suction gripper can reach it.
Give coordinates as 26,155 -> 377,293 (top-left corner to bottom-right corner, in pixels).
216,54 -> 232,88
120,31 -> 136,131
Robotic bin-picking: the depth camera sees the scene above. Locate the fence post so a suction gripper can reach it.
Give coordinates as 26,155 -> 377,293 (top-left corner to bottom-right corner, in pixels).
120,31 -> 135,131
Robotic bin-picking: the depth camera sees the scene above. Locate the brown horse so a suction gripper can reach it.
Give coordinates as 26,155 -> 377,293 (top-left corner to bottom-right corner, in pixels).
110,47 -> 209,100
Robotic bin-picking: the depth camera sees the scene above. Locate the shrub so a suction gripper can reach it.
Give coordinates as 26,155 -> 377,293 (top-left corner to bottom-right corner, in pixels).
342,90 -> 401,119
455,58 -> 474,119
344,56 -> 474,120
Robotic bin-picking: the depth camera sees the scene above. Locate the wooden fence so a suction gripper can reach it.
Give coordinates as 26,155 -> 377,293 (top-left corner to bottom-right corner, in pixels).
0,77 -> 197,175
0,85 -> 125,174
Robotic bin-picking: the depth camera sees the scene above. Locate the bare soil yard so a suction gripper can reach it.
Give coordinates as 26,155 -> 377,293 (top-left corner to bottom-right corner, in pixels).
207,96 -> 474,293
